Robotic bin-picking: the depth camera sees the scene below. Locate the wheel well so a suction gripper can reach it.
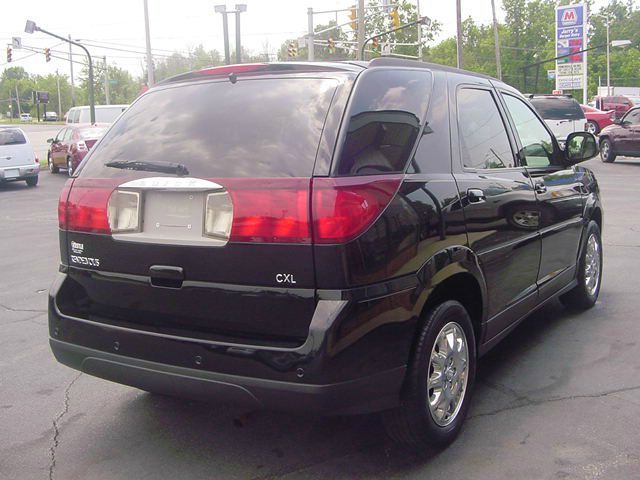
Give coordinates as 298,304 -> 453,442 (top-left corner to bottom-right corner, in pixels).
591,207 -> 602,233
420,272 -> 483,347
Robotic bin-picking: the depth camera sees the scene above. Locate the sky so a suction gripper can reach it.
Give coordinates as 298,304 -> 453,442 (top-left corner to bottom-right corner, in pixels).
1,0 -> 619,81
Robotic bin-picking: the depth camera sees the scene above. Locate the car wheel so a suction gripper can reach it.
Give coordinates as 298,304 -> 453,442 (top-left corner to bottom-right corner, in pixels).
600,138 -> 616,163
49,155 -> 59,174
560,221 -> 602,310
67,157 -> 74,177
25,176 -> 38,187
586,120 -> 599,135
383,300 -> 476,449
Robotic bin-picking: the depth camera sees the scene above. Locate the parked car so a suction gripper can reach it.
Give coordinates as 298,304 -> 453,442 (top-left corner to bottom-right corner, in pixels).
528,94 -> 587,144
628,96 -> 640,106
599,105 -> 640,162
50,60 -> 602,449
0,127 -> 39,186
19,113 -> 32,123
594,95 -> 635,119
65,104 -> 128,125
581,104 -> 615,135
43,111 -> 58,122
47,124 -> 108,175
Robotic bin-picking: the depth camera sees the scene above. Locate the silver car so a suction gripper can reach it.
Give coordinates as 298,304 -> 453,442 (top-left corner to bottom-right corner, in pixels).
0,127 -> 39,187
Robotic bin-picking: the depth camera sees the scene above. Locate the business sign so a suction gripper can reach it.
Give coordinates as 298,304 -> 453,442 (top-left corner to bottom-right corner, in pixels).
556,4 -> 587,91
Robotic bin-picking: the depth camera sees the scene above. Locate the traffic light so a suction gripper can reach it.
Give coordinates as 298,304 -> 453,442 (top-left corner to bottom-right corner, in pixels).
287,43 -> 297,58
349,5 -> 357,30
44,47 -> 51,62
390,9 -> 401,28
6,46 -> 12,63
328,38 -> 335,54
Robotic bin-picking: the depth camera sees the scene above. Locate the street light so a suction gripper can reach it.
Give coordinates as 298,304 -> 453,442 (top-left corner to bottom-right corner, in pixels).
24,20 -> 95,124
235,4 -> 247,64
215,5 -> 231,64
591,14 -> 632,96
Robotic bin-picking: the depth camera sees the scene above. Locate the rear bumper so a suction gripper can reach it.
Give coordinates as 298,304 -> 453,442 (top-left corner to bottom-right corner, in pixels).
0,164 -> 39,181
50,338 -> 405,414
49,271 -> 418,415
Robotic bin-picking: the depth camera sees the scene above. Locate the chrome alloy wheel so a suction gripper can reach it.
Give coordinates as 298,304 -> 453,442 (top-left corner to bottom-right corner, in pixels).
584,233 -> 601,297
601,140 -> 610,159
427,321 -> 469,427
586,121 -> 598,135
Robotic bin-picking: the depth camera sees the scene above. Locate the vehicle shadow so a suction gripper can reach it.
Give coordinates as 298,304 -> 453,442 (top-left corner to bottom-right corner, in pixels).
81,299 -> 579,478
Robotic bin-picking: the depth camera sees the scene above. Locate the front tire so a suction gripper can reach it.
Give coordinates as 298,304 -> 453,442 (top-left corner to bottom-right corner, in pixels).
383,300 -> 476,449
560,221 -> 602,310
67,157 -> 74,177
600,138 -> 616,163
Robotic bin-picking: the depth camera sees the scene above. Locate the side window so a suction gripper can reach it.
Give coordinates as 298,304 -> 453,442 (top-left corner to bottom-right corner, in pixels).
55,128 -> 67,142
336,69 -> 431,176
625,109 -> 640,125
457,88 -> 514,169
63,129 -> 73,142
502,94 -> 555,168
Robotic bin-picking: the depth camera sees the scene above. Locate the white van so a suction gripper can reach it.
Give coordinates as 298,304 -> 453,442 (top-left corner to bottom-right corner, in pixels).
528,95 -> 587,145
65,104 -> 128,125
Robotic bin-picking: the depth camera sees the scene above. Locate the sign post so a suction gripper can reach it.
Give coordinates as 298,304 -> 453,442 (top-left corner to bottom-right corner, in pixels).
556,4 -> 588,103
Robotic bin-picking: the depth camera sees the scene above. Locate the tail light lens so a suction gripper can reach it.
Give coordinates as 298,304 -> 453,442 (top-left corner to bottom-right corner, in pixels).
584,123 -> 589,131
204,191 -> 233,240
60,178 -> 118,233
107,190 -> 140,233
311,175 -> 402,244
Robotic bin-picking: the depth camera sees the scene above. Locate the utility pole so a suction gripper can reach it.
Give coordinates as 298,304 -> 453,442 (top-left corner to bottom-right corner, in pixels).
417,0 -> 423,60
456,0 -> 463,69
15,85 -> 22,116
215,5 -> 231,64
357,0 -> 365,60
143,0 -> 155,86
234,4 -> 247,64
605,16 -> 610,96
307,7 -> 314,61
56,70 -> 62,119
103,56 -> 110,105
68,34 -> 75,106
491,0 -> 502,80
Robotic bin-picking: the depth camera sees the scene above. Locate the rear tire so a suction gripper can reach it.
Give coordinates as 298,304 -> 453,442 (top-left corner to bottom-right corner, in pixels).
383,300 -> 476,449
560,221 -> 602,310
67,157 -> 74,177
25,176 -> 38,187
600,138 -> 616,163
586,120 -> 599,135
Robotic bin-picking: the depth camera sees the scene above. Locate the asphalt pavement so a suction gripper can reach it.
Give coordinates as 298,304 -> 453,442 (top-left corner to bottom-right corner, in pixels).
1,135 -> 639,479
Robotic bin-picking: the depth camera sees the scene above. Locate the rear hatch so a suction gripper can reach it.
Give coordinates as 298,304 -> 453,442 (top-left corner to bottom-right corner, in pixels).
57,69 -> 349,346
0,129 -> 34,169
530,96 -> 586,140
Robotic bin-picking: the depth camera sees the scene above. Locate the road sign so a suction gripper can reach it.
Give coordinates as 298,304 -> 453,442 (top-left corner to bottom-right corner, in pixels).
547,70 -> 556,80
11,37 -> 22,49
556,4 -> 587,93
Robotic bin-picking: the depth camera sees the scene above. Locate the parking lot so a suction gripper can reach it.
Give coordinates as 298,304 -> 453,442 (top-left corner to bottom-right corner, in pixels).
1,127 -> 639,479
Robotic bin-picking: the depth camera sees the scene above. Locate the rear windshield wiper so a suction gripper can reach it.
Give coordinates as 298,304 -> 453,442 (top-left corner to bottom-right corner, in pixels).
104,160 -> 189,176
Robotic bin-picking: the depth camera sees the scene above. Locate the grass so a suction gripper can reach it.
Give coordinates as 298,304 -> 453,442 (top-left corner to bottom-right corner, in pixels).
0,118 -> 65,125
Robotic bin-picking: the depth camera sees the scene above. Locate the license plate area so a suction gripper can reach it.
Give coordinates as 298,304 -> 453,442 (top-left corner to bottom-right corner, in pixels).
4,169 -> 19,178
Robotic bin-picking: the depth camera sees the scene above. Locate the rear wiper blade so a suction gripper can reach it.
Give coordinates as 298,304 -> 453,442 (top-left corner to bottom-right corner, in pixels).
104,160 -> 189,176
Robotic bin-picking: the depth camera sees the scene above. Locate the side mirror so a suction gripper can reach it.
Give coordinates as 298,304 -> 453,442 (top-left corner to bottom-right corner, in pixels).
565,132 -> 598,164
46,138 -> 54,143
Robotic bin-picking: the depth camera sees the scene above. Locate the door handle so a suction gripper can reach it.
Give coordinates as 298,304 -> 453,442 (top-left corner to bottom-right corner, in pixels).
534,180 -> 547,194
467,188 -> 486,203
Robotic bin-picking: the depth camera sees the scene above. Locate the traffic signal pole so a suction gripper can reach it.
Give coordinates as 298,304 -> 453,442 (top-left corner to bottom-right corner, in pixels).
357,0 -> 365,60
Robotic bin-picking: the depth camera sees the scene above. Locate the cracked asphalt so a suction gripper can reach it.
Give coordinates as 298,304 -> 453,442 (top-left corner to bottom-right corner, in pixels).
1,145 -> 640,479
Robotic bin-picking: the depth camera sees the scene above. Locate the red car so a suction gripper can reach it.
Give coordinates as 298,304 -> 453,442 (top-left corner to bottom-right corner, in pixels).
47,124 -> 108,176
594,95 -> 634,120
581,105 -> 615,135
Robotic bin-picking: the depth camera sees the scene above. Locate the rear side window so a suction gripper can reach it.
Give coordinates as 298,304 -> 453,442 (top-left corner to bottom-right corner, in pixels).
457,88 -> 514,169
95,107 -> 126,123
335,69 -> 431,175
0,129 -> 26,146
80,78 -> 338,178
530,97 -> 585,120
70,109 -> 80,123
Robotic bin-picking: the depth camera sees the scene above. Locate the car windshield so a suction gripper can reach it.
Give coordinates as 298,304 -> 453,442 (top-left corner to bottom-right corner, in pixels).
530,97 -> 585,120
0,129 -> 26,146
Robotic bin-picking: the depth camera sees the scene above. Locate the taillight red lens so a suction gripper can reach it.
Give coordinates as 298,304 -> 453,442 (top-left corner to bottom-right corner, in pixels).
58,179 -> 74,230
220,178 -> 312,244
61,178 -> 119,233
312,175 -> 402,244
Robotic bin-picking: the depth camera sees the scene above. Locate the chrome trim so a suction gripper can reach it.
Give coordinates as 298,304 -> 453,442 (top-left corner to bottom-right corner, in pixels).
118,176 -> 224,191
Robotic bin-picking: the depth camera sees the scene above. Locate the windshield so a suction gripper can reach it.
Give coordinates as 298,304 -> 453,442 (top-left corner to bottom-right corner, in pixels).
530,97 -> 585,121
0,129 -> 26,146
80,78 -> 339,179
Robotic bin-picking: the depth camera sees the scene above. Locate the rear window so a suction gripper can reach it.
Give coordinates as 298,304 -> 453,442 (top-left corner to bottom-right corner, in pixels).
80,78 -> 338,178
78,106 -> 127,124
530,97 -> 585,121
0,129 -> 26,146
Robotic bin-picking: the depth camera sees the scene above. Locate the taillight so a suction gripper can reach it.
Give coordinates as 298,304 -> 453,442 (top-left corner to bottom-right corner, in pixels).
221,178 -> 311,244
584,123 -> 589,131
311,175 -> 402,244
107,190 -> 140,233
60,178 -> 119,233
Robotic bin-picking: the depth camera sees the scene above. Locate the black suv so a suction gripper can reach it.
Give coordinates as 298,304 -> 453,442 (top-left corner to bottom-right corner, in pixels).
50,59 -> 602,449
